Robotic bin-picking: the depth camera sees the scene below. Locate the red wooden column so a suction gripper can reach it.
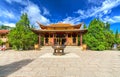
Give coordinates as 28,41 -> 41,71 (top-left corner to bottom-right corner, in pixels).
53,34 -> 54,45
80,33 -> 82,46
66,33 -> 68,45
38,34 -> 41,47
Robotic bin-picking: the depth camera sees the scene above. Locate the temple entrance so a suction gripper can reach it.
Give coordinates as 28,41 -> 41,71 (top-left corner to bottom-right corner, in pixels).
54,34 -> 66,45
62,38 -> 66,45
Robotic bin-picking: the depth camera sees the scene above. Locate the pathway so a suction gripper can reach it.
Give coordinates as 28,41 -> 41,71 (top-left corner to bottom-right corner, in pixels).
0,46 -> 120,77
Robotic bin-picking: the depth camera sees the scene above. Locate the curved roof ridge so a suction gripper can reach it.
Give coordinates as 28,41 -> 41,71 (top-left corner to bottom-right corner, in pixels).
36,21 -> 47,29
36,21 -> 83,29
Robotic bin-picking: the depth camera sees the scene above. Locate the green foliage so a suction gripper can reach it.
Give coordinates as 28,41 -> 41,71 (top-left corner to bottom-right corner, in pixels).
104,22 -> 110,31
115,29 -> 119,44
41,36 -> 44,46
97,45 -> 105,51
0,39 -> 3,45
17,13 -> 30,28
83,24 -> 87,29
114,29 -> 120,50
8,13 -> 38,50
117,39 -> 120,44
78,36 -> 80,46
117,39 -> 120,50
115,29 -> 119,38
0,25 -> 13,30
83,18 -> 114,51
117,44 -> 120,50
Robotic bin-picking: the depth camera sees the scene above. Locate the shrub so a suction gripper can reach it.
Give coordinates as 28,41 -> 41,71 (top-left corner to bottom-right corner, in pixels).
97,45 -> 105,51
0,40 -> 3,45
117,44 -> 120,50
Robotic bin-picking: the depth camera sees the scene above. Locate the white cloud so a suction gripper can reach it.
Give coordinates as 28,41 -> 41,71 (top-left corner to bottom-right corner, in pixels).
4,23 -> 15,27
60,16 -> 82,25
103,10 -> 111,14
65,0 -> 120,24
4,0 -> 50,27
88,0 -> 104,5
62,17 -> 75,24
114,16 -> 120,19
5,0 -> 11,3
0,21 -> 15,27
43,7 -> 50,15
5,0 -> 27,5
103,16 -> 120,23
86,0 -> 120,17
22,2 -> 50,26
75,10 -> 84,16
0,8 -> 15,19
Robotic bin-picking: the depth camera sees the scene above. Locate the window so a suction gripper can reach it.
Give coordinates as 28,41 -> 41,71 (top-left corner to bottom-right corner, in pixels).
45,34 -> 49,37
50,34 -> 52,37
73,37 -> 76,43
45,37 -> 48,43
68,34 -> 71,37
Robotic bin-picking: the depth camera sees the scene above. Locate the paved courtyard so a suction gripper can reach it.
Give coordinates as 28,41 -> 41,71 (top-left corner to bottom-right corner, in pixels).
0,46 -> 120,77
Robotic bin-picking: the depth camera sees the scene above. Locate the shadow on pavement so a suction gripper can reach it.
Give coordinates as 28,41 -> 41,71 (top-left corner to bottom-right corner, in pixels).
0,59 -> 33,77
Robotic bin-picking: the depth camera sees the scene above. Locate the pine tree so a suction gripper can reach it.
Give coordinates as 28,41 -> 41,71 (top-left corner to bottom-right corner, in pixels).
83,18 -> 114,51
115,29 -> 119,39
8,13 -> 38,50
105,22 -> 110,31
83,24 -> 87,29
115,29 -> 120,44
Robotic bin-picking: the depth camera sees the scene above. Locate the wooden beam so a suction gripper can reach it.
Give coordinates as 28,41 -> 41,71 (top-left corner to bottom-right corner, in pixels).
38,34 -> 41,47
80,33 -> 82,46
53,34 -> 54,45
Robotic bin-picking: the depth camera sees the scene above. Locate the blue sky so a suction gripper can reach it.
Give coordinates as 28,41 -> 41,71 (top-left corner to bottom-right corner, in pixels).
0,0 -> 120,33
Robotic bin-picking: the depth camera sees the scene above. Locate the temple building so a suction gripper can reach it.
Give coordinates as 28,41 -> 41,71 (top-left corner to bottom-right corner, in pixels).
0,30 -> 9,48
32,22 -> 87,46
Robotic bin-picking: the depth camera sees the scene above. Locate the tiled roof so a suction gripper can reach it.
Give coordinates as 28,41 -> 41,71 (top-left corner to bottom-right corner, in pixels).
37,21 -> 82,29
49,23 -> 72,27
0,30 -> 9,35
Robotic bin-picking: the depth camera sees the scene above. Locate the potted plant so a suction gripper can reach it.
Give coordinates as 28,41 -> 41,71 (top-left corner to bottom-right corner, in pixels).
82,44 -> 87,51
34,44 -> 39,50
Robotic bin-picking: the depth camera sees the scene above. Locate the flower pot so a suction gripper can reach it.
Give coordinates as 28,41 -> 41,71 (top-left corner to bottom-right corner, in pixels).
82,44 -> 87,51
34,44 -> 39,50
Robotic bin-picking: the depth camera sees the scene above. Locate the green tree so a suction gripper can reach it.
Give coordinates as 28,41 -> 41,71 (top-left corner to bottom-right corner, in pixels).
0,25 -> 12,30
83,18 -> 114,51
8,13 -> 38,50
115,29 -> 119,38
104,22 -> 110,31
115,29 -> 119,44
83,24 -> 87,29
0,39 -> 3,45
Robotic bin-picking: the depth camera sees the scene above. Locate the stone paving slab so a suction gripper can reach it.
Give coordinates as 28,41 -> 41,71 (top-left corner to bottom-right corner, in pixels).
0,46 -> 120,77
39,53 -> 80,58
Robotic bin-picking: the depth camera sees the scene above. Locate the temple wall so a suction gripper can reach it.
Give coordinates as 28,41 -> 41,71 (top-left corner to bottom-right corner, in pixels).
49,37 -> 53,45
67,36 -> 78,46
67,37 -> 72,45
